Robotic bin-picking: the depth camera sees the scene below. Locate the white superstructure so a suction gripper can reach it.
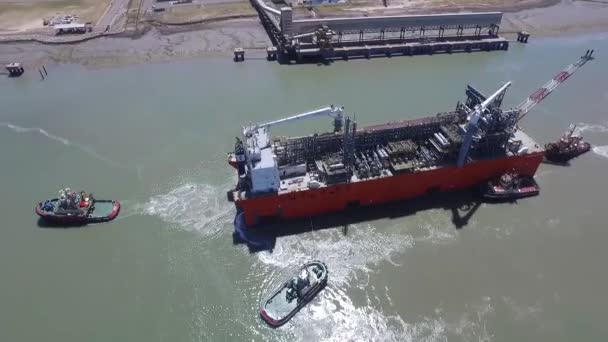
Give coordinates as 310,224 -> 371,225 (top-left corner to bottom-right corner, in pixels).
242,105 -> 345,193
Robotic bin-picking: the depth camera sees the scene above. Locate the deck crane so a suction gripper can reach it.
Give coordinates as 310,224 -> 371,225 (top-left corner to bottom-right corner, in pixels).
243,105 -> 346,138
457,49 -> 595,167
515,49 -> 594,123
457,82 -> 512,167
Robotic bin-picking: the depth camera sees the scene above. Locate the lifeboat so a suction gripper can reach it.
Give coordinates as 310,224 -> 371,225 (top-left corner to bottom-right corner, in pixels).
260,261 -> 328,327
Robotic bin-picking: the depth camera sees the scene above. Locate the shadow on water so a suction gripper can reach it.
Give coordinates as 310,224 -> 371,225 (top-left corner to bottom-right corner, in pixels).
233,189 -> 491,254
541,159 -> 571,167
36,218 -> 90,229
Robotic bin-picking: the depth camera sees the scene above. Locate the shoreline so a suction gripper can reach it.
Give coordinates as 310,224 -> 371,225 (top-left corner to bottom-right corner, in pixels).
1,0 -> 607,68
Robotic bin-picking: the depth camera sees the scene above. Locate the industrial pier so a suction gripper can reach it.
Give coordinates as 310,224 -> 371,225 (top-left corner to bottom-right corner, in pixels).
251,0 -> 509,63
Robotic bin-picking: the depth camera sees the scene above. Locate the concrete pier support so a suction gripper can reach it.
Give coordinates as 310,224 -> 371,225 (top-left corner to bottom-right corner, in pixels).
234,48 -> 245,62
517,31 -> 530,43
280,7 -> 293,36
5,63 -> 24,77
266,46 -> 277,61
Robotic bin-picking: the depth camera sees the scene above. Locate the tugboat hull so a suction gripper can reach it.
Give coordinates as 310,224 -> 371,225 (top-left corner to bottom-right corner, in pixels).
260,261 -> 328,327
35,199 -> 120,225
544,141 -> 591,163
481,177 -> 540,201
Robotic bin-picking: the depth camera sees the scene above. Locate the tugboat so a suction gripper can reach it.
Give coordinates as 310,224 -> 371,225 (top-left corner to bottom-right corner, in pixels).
544,124 -> 591,163
481,171 -> 540,201
260,261 -> 328,327
35,188 -> 120,225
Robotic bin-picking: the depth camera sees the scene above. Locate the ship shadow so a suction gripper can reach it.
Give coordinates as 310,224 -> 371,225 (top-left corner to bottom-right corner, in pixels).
36,218 -> 88,229
541,159 -> 571,167
232,188 -> 484,254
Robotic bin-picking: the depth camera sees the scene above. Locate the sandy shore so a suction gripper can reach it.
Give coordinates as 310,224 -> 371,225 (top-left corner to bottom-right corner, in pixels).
0,0 -> 607,68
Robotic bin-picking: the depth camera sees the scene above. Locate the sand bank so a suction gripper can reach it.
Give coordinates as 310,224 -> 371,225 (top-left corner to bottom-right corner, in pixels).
0,0 -> 606,68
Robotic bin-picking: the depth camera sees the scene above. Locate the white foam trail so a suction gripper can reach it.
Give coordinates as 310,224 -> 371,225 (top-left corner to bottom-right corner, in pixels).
253,226 -> 419,341
576,122 -> 608,134
250,211 -> 475,341
1,122 -> 70,145
448,296 -> 495,342
256,225 -> 414,286
0,122 -> 130,169
592,145 -> 608,159
287,285 -> 419,342
144,183 -> 233,237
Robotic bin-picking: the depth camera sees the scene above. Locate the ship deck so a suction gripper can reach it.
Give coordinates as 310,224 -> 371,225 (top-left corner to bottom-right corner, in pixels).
512,129 -> 543,153
232,127 -> 543,201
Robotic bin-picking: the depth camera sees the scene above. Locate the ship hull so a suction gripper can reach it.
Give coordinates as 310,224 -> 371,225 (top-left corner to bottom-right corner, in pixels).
235,152 -> 545,227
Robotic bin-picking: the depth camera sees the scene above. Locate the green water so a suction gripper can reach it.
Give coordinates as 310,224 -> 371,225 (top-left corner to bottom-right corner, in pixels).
1,33 -> 608,341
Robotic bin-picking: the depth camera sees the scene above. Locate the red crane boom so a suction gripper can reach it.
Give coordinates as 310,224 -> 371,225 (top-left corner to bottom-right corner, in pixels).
515,49 -> 595,123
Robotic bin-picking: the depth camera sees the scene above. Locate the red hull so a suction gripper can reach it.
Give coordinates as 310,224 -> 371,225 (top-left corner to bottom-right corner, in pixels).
35,200 -> 121,225
235,152 -> 545,226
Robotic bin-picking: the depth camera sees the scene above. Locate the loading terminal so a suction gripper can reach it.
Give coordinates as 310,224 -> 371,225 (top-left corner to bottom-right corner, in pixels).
251,0 -> 509,62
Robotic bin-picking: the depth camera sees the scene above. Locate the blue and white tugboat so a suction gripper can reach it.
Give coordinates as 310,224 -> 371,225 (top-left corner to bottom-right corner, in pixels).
260,261 -> 328,327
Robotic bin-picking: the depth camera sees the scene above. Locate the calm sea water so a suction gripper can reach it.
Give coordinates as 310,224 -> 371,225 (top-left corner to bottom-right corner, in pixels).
1,33 -> 608,342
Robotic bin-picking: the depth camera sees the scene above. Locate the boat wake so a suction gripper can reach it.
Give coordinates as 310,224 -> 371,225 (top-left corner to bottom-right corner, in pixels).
592,145 -> 608,159
283,283 -> 497,342
143,182 -> 233,237
248,212 -> 485,341
1,122 -> 70,145
575,122 -> 608,134
251,225 -> 414,340
572,123 -> 608,160
0,122 -> 131,170
255,225 -> 414,287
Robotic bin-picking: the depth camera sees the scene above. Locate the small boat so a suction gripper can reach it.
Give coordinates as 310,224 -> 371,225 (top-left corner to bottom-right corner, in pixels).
260,261 -> 328,327
481,172 -> 540,201
35,188 -> 120,225
544,124 -> 591,163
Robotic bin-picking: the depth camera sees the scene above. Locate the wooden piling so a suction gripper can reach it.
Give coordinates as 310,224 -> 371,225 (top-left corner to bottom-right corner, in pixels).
42,65 -> 48,75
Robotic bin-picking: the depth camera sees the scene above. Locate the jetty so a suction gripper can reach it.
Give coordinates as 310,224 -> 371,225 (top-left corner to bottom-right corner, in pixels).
250,0 -> 509,63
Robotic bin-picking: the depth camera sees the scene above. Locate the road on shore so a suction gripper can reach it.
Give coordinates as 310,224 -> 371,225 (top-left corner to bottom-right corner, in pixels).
97,0 -> 131,30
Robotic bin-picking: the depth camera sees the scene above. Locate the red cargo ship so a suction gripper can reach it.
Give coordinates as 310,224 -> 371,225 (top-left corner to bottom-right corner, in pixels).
228,51 -> 594,227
